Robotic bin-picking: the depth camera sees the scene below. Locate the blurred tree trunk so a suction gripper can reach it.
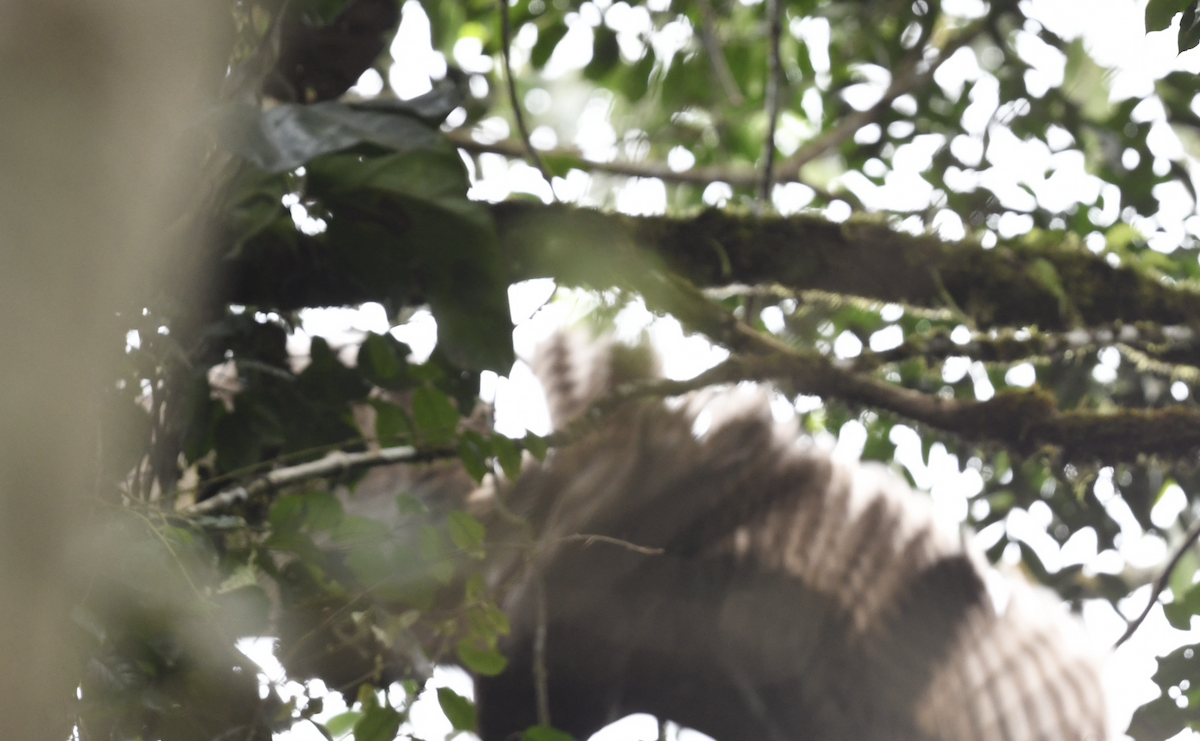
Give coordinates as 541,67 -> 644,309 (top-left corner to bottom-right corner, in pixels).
0,3 -> 221,737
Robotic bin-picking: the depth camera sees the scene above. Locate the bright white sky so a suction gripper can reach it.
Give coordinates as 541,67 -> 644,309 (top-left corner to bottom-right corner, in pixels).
261,2 -> 1200,739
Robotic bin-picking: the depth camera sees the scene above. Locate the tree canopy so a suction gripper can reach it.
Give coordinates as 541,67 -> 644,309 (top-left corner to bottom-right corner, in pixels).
67,0 -> 1200,740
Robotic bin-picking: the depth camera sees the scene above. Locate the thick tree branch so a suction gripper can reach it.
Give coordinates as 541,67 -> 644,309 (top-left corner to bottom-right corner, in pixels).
491,204 -> 1200,332
594,350 -> 1200,463
217,201 -> 1200,339
219,203 -> 1200,334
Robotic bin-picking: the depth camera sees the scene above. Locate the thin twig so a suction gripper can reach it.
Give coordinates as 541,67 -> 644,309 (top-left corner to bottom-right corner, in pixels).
498,0 -> 554,189
775,19 -> 984,181
695,0 -> 745,106
533,569 -> 551,727
447,131 -> 858,209
555,533 -> 665,555
759,0 -> 784,202
180,445 -> 453,516
1116,516 -> 1200,647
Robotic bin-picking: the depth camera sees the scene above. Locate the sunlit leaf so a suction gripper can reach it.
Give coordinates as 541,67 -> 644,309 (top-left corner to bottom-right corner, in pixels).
353,705 -> 402,741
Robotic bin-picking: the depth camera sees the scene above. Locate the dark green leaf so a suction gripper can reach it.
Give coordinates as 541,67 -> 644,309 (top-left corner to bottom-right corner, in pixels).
436,687 -> 477,732
1146,0 -> 1191,32
270,494 -> 308,534
531,23 -> 569,68
458,430 -> 491,483
455,638 -> 508,676
1165,583 -> 1200,630
412,387 -> 460,443
1181,3 -> 1200,51
584,27 -> 620,80
307,148 -> 515,371
360,333 -> 402,382
372,400 -> 414,446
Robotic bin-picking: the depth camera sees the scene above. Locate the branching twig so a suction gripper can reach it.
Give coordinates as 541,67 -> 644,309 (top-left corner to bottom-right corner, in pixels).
554,533 -> 666,555
447,130 -> 860,208
776,20 -> 984,181
562,266 -> 1200,462
696,0 -> 745,106
181,445 -> 454,516
759,0 -> 784,202
1116,516 -> 1200,647
498,0 -> 554,189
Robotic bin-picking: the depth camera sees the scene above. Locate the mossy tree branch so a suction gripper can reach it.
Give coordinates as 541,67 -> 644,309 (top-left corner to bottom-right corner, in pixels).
219,203 -> 1200,336
492,203 -> 1200,332
213,201 -> 1200,461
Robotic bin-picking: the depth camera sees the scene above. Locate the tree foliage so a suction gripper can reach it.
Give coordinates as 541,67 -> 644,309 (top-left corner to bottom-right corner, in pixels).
71,0 -> 1200,739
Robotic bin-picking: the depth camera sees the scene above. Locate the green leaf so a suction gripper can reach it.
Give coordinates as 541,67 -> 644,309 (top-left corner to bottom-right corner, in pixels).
331,516 -> 392,544
304,490 -> 345,531
360,333 -> 402,382
456,638 -> 508,676
346,543 -> 392,586
492,434 -> 522,480
1181,3 -> 1200,51
458,430 -> 491,483
1146,0 -> 1190,32
1165,583 -> 1200,630
307,148 -> 515,371
436,687 -> 477,732
270,494 -> 308,534
531,23 -> 569,68
353,705 -> 402,741
447,511 -> 486,553
584,27 -> 620,80
524,433 -> 549,462
372,400 -> 414,446
465,573 -> 488,602
466,602 -> 510,645
522,726 -> 576,741
412,387 -> 460,443
396,492 -> 430,516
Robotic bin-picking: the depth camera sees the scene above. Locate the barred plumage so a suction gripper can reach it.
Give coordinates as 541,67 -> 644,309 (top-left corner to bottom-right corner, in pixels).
476,333 -> 1108,741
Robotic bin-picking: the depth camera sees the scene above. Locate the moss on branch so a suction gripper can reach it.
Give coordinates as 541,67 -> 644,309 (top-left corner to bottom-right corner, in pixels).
493,203 -> 1200,332
221,202 -> 1200,336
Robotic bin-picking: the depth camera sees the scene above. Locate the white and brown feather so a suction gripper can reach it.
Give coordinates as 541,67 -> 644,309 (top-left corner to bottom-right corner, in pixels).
477,332 -> 1108,741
